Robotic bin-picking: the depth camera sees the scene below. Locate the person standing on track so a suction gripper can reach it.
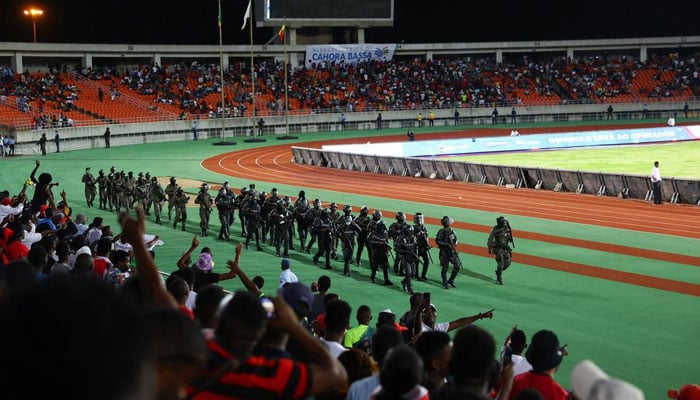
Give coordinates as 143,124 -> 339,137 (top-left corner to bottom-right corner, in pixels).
651,161 -> 662,205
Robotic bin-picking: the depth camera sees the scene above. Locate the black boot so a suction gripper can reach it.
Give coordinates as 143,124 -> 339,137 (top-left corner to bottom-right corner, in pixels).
441,269 -> 448,289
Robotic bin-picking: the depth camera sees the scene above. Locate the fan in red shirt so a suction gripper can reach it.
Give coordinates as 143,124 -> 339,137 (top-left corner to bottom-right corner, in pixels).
508,330 -> 569,400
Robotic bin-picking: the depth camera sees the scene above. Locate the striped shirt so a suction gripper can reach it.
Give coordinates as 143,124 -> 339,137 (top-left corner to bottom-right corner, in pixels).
190,339 -> 313,400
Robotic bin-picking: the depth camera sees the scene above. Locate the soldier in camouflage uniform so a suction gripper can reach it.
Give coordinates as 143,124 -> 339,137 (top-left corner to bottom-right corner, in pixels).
487,216 -> 514,285
165,177 -> 180,221
194,183 -> 214,237
149,176 -> 166,224
172,188 -> 190,231
96,169 -> 108,210
81,167 -> 97,208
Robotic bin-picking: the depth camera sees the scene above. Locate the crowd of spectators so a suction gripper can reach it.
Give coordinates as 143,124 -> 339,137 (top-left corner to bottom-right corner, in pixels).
1,51 -> 699,128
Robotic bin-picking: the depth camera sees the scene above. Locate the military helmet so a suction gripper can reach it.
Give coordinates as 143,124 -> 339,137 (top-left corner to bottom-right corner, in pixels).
283,196 -> 291,206
201,183 -> 209,191
396,212 -> 406,223
151,176 -> 158,182
223,181 -> 229,189
249,183 -> 256,189
313,199 -> 321,208
372,210 -> 382,220
298,190 -> 306,198
170,177 -> 176,183
414,212 -> 424,225
98,169 -> 104,175
343,205 -> 352,215
240,187 -> 247,194
497,216 -> 506,226
271,187 -> 278,195
441,216 -> 454,227
276,199 -> 285,209
360,205 -> 369,215
402,224 -> 414,234
330,202 -> 337,210
145,172 -> 151,179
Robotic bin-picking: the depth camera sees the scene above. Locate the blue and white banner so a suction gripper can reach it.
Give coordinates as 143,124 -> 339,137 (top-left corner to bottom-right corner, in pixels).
322,125 -> 700,157
305,44 -> 396,68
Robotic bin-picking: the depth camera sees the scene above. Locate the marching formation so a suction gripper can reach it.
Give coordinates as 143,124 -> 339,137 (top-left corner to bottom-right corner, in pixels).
81,172 -> 517,290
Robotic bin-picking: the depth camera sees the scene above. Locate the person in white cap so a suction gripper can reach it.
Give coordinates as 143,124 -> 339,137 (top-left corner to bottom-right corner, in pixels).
571,359 -> 644,400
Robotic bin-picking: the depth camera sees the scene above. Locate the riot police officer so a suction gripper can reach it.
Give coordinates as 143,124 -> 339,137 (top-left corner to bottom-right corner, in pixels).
270,199 -> 292,257
354,206 -> 370,268
215,182 -> 235,240
244,197 -> 263,251
368,220 -> 393,286
336,206 -> 361,276
413,212 -> 432,281
395,224 -> 418,295
304,199 -> 322,253
234,187 -> 249,237
312,208 -> 333,270
365,209 -> 383,272
388,212 -> 407,275
487,216 -> 514,285
293,191 -> 310,251
263,188 -> 280,244
194,183 -> 214,237
435,216 -> 461,289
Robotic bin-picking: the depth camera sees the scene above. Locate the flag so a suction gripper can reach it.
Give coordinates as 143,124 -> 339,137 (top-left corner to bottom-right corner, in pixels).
278,25 -> 286,43
241,0 -> 251,30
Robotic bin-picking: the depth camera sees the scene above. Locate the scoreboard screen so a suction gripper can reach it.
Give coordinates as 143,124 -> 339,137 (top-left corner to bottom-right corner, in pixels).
255,0 -> 394,27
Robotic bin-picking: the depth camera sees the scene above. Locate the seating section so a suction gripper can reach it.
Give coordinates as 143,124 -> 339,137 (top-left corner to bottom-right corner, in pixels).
2,51 -> 698,131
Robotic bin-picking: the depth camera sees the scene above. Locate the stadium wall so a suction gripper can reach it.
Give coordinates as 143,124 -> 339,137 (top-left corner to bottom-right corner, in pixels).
289,146 -> 700,205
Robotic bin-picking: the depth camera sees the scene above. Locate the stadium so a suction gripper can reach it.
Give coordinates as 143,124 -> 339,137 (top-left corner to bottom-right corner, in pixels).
1,1 -> 699,399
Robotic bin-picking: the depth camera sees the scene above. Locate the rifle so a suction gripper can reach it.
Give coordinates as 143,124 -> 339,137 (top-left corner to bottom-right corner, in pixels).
449,228 -> 463,268
505,220 -> 515,248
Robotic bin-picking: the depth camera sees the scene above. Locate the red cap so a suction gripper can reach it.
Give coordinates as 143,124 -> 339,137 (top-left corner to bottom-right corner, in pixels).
1,198 -> 11,206
669,385 -> 700,400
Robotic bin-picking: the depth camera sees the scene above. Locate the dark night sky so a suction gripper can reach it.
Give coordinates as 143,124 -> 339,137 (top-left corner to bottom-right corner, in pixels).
1,0 -> 699,46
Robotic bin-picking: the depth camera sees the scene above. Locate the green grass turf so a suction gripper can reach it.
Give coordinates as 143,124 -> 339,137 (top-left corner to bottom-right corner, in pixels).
2,121 -> 698,398
449,137 -> 700,179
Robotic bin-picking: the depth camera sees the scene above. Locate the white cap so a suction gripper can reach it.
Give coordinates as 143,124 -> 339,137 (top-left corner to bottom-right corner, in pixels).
571,360 -> 644,400
74,246 -> 92,258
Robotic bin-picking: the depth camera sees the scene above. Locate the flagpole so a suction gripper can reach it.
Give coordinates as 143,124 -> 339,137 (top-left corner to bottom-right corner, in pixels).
217,0 -> 226,142
249,7 -> 256,138
283,17 -> 289,136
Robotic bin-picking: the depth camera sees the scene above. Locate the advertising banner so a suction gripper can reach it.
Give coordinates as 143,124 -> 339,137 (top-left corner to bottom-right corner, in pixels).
305,44 -> 396,68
